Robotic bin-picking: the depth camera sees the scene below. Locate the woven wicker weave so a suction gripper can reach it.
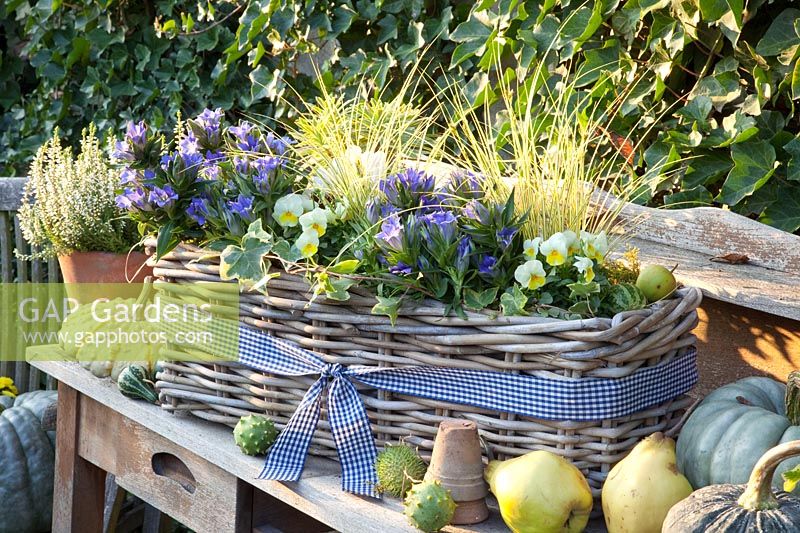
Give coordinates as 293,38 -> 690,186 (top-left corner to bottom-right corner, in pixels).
151,241 -> 702,497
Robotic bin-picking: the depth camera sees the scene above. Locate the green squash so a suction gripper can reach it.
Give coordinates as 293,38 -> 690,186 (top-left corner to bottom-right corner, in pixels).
0,390 -> 58,533
663,440 -> 800,532
677,375 -> 800,493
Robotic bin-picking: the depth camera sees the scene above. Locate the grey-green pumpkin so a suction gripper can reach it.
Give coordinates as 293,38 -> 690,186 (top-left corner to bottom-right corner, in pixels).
676,375 -> 800,493
0,390 -> 58,533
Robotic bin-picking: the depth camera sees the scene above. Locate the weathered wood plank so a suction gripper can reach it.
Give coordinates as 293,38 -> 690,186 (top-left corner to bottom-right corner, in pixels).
626,237 -> 800,322
30,358 -> 518,533
0,177 -> 25,211
0,211 -> 12,282
52,381 -> 106,533
613,200 -> 800,274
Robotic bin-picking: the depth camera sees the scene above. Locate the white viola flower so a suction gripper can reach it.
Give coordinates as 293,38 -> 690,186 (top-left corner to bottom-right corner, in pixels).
523,237 -> 542,260
299,207 -> 329,237
580,230 -> 608,261
514,260 -> 547,291
301,195 -> 315,212
295,230 -> 320,258
574,256 -> 596,283
563,230 -> 581,256
273,194 -> 305,227
540,232 -> 569,266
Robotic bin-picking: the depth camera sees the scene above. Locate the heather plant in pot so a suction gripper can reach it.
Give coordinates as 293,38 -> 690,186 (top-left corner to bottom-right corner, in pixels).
17,125 -> 145,285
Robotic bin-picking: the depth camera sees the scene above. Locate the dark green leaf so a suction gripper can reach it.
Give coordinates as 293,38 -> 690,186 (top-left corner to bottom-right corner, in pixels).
761,182 -> 800,232
717,141 -> 778,206
755,9 -> 800,56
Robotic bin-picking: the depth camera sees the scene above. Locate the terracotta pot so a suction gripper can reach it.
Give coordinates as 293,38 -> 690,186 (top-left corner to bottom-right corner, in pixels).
424,419 -> 489,525
58,251 -> 153,303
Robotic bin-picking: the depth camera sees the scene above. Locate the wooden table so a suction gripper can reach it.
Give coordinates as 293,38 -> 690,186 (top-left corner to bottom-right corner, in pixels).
34,359 -> 602,533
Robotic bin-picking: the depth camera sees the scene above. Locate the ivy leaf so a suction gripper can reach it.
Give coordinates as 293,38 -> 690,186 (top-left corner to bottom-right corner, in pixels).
782,464 -> 800,493
500,286 -> 529,316
567,281 -> 601,299
665,186 -> 714,208
464,287 -> 498,310
755,9 -> 800,56
271,239 -> 303,264
718,141 -> 778,206
761,182 -> 800,233
372,295 -> 402,326
219,220 -> 273,285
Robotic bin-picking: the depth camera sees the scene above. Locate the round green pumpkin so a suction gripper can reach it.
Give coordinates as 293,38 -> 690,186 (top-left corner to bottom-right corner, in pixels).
677,375 -> 800,492
0,390 -> 58,533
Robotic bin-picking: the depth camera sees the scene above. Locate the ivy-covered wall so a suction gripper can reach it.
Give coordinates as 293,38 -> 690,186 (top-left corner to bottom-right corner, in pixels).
2,0 -> 800,233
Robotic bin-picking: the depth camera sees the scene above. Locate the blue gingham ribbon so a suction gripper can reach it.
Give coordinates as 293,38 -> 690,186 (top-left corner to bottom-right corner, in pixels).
234,324 -> 698,498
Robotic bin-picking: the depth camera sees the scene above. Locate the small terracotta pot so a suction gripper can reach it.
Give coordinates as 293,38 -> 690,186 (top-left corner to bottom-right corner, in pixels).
424,419 -> 489,525
58,251 -> 153,303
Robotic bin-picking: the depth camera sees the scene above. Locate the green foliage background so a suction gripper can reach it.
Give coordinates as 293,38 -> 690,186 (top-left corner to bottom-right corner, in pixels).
2,0 -> 800,233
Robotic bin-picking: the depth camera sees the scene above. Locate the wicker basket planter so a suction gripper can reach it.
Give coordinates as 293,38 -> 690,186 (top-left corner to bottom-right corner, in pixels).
151,241 -> 702,497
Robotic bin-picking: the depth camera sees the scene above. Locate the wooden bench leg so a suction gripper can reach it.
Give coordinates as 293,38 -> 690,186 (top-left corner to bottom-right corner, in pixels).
53,382 -> 106,533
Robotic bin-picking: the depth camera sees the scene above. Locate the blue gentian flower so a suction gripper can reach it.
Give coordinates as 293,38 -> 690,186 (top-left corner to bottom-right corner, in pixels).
375,213 -> 404,250
227,194 -> 254,219
160,154 -> 174,170
112,140 -> 135,161
421,210 -> 458,243
389,261 -> 413,276
179,132 -> 199,155
446,170 -> 484,201
197,108 -> 223,133
478,255 -> 498,277
205,150 -> 225,164
379,167 -> 435,207
237,134 -> 260,153
125,121 -> 147,147
252,156 -> 281,175
463,199 -> 491,225
201,165 -> 222,181
119,168 -> 137,185
265,133 -> 295,156
116,187 -> 149,210
234,156 -> 249,173
187,197 -> 210,225
455,235 -> 472,272
228,121 -> 254,141
143,169 -> 156,181
148,185 -> 178,208
496,227 -> 518,249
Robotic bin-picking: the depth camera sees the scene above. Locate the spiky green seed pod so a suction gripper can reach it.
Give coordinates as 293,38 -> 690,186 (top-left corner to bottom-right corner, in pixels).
403,479 -> 455,532
375,444 -> 428,497
233,414 -> 278,456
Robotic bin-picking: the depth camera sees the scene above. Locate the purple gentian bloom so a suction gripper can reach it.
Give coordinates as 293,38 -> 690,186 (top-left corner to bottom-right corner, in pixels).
187,197 -> 210,225
478,255 -> 498,277
227,194 -> 254,219
179,132 -> 199,155
421,210 -> 458,243
125,120 -> 147,147
197,108 -> 223,132
463,199 -> 491,225
375,213 -> 404,250
237,134 -> 260,153
389,261 -> 413,276
148,185 -> 178,208
446,169 -> 484,201
201,165 -> 222,181
119,168 -> 137,185
455,235 -> 472,272
228,121 -> 254,141
379,167 -> 435,207
116,187 -> 149,211
205,150 -> 225,164
496,227 -> 518,249
160,154 -> 174,170
252,156 -> 281,175
233,156 -> 249,173
265,133 -> 295,156
112,140 -> 135,161
143,169 -> 156,181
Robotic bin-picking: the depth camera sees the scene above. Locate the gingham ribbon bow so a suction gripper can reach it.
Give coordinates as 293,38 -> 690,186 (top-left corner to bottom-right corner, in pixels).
236,325 -> 698,498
